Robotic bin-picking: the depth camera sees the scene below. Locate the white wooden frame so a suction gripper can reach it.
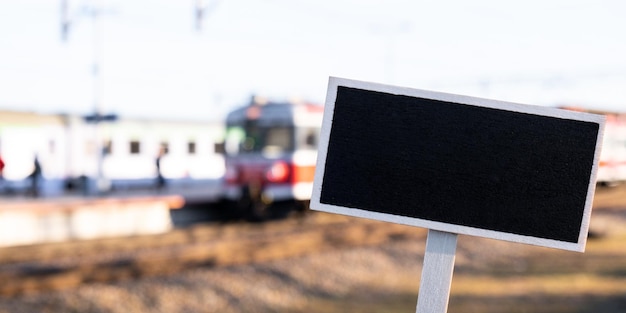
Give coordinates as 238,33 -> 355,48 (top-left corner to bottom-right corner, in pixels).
311,76 -> 605,252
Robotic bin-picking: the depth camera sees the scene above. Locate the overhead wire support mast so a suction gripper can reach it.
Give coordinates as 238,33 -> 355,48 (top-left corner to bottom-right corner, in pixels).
194,0 -> 220,32
60,0 -> 116,195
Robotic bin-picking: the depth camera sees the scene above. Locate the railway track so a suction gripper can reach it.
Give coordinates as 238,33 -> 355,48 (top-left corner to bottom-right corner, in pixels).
2,183 -> 624,298
0,211 -> 426,297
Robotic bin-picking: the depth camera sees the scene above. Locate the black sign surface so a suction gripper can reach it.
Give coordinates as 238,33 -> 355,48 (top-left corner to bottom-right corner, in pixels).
311,77 -> 604,252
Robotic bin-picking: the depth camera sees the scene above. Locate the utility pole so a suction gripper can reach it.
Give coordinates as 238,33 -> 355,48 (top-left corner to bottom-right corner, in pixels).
60,0 -> 70,41
194,0 -> 220,32
60,0 -> 116,195
370,21 -> 412,85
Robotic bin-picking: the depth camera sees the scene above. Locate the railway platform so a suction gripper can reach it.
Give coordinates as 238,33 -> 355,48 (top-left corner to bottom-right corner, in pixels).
0,180 -> 224,248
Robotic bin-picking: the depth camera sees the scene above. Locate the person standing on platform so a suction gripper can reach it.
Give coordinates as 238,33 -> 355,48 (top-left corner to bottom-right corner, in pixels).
29,155 -> 42,198
0,154 -> 5,192
155,147 -> 166,191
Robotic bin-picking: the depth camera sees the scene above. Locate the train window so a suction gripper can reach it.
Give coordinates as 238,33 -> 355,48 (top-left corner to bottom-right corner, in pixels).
103,139 -> 112,155
160,142 -> 169,154
130,140 -> 141,154
188,141 -> 196,154
263,127 -> 293,154
214,142 -> 225,154
225,126 -> 245,155
225,124 -> 294,155
298,128 -> 320,150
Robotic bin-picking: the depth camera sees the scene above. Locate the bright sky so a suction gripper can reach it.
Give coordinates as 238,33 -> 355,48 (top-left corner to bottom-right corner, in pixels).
1,0 -> 626,121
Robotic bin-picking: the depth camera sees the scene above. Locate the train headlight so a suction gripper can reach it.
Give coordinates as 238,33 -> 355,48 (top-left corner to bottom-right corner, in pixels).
265,161 -> 291,183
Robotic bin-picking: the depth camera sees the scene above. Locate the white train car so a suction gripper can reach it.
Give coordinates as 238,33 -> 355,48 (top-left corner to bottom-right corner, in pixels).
96,116 -> 225,188
561,107 -> 626,186
596,112 -> 626,185
0,110 -> 225,196
0,111 -> 67,195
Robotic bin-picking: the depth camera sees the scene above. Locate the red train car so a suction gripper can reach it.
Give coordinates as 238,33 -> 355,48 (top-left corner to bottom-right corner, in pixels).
221,98 -> 323,219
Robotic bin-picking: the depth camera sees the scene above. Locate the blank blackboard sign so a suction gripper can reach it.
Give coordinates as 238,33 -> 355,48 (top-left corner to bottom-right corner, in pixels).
311,77 -> 605,252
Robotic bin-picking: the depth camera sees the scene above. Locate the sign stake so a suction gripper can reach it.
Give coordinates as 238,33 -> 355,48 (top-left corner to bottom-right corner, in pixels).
416,229 -> 458,313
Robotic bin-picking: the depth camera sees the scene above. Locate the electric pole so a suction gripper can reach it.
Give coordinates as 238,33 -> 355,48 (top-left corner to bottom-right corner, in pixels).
194,0 -> 220,32
60,0 -> 116,195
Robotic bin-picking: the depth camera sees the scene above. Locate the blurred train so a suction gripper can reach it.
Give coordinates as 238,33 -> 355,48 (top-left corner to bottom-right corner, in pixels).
218,102 -> 626,219
0,110 -> 225,196
220,97 -> 323,219
1,102 -> 624,207
600,112 -> 626,184
561,107 -> 626,186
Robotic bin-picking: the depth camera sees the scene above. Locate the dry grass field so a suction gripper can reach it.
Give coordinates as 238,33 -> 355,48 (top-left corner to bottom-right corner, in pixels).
0,184 -> 625,312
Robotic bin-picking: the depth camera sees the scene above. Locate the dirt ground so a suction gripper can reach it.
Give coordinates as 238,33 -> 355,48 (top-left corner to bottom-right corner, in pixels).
0,184 -> 625,313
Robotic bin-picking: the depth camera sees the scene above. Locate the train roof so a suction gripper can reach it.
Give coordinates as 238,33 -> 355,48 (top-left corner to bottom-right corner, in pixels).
559,106 -> 626,116
226,101 -> 324,126
0,110 -> 65,126
0,109 -> 222,128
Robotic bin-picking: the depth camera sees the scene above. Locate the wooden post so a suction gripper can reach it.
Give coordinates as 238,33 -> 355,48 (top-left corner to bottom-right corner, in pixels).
416,229 -> 458,313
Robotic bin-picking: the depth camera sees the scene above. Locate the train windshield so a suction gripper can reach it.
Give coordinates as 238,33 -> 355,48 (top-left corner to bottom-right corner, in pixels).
224,123 -> 294,156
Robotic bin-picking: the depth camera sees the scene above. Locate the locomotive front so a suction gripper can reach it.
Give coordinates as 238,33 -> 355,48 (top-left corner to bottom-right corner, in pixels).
222,100 -> 323,220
